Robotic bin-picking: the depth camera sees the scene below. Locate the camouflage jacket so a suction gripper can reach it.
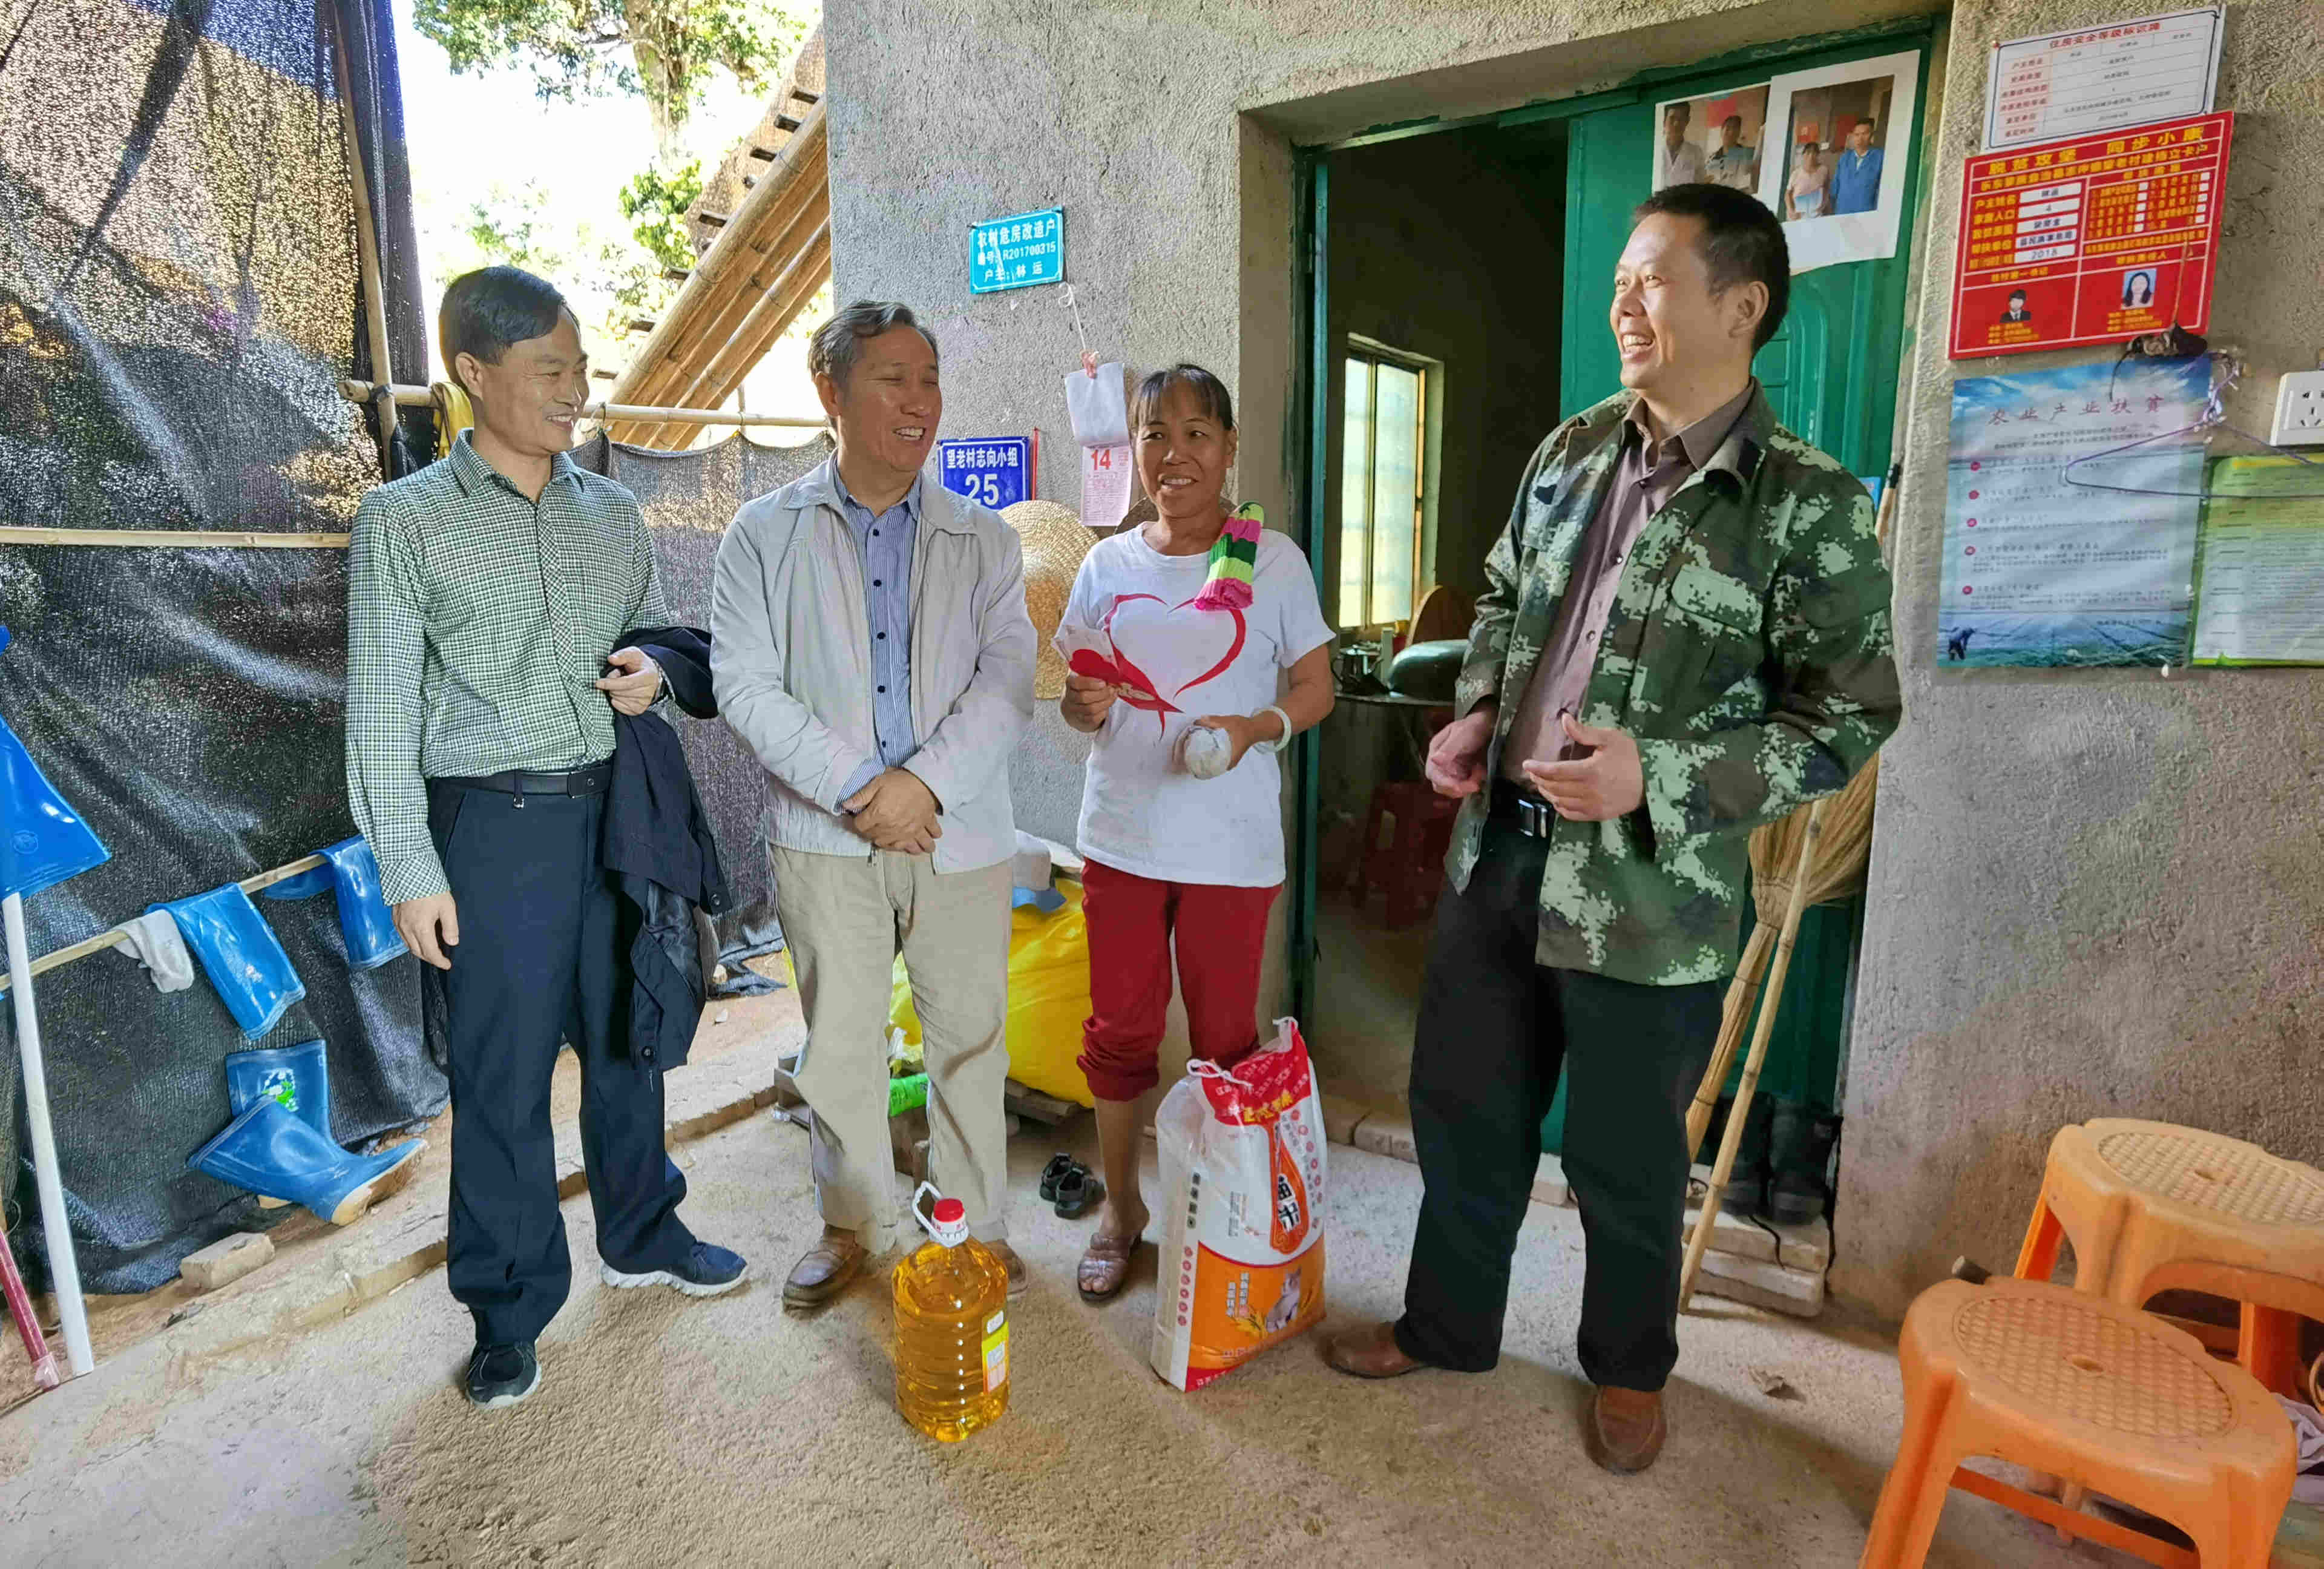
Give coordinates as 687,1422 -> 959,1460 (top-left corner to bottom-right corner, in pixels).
1449,386 -> 1899,985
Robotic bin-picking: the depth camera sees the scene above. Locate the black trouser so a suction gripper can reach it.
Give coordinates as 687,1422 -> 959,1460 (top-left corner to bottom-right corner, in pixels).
1396,798 -> 1722,1391
427,778 -> 694,1347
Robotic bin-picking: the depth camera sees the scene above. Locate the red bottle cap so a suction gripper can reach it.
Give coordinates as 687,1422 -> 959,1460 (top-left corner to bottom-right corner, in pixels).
932,1198 -> 967,1225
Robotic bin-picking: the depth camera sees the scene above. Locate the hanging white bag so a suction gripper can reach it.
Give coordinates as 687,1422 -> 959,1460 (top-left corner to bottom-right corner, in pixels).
1150,1018 -> 1328,1391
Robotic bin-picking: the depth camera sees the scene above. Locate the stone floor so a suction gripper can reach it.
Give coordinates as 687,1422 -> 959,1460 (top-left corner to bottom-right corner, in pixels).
0,1101 -> 2124,1568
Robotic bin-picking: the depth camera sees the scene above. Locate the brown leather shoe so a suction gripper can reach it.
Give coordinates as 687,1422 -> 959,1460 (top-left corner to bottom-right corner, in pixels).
985,1240 -> 1029,1298
1325,1320 -> 1428,1379
1584,1385 -> 1667,1474
782,1227 -> 867,1309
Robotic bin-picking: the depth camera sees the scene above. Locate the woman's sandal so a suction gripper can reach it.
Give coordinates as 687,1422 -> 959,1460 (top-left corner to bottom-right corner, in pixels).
1077,1229 -> 1145,1303
1038,1153 -> 1076,1204
1054,1166 -> 1105,1219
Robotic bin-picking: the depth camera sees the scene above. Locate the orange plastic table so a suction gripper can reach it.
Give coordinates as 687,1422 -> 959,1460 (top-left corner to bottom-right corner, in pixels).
2015,1119 -> 2324,1396
1860,1277 -> 2293,1568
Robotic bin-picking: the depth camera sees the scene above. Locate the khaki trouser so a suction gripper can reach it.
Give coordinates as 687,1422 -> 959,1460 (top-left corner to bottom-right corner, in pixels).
771,846 -> 1013,1251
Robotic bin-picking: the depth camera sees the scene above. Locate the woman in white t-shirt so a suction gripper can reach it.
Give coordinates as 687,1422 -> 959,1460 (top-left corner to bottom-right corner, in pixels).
1058,364 -> 1336,1302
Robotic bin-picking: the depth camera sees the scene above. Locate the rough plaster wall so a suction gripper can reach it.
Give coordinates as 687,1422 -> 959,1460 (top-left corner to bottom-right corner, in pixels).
1837,0 -> 2324,1318
822,0 -> 1889,1034
824,0 -> 2322,1311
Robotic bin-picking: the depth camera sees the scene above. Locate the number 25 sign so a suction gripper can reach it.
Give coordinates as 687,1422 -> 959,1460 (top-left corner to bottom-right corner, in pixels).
936,438 -> 1031,511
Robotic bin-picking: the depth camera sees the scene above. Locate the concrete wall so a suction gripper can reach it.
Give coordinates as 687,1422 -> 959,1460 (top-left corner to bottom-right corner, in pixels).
1834,0 -> 2324,1317
826,0 -> 2324,1313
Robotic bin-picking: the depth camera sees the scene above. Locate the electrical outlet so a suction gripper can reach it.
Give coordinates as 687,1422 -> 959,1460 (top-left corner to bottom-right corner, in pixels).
2271,369 -> 2324,447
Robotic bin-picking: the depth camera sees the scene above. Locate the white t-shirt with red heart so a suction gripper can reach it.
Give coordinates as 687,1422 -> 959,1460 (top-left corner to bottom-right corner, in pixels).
1064,523 -> 1334,889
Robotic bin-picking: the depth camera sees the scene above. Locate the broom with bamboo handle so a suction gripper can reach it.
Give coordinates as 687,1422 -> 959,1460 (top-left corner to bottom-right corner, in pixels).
1687,924 -> 1773,1159
1684,754 -> 1882,1159
1679,796 -> 1828,1311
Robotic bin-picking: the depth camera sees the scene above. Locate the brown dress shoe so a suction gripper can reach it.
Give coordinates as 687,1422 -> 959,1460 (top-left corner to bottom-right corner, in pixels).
1325,1320 -> 1429,1379
1584,1385 -> 1667,1474
985,1240 -> 1029,1298
782,1227 -> 868,1309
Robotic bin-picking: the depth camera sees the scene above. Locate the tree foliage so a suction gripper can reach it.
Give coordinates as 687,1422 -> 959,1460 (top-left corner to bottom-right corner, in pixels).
619,161 -> 704,279
413,0 -> 804,162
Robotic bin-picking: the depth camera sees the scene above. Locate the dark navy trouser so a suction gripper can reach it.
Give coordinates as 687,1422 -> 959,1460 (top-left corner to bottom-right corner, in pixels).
1396,806 -> 1723,1392
427,779 -> 694,1346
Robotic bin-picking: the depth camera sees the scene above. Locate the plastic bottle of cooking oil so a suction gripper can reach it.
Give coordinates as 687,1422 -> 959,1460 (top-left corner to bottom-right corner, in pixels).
894,1182 -> 1010,1441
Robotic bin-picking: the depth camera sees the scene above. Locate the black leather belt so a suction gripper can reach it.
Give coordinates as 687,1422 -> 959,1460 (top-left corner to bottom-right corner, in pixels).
1492,780 -> 1557,839
436,761 -> 612,798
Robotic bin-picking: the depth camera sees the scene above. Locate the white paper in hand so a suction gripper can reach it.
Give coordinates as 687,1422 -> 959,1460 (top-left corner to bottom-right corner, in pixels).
1063,362 -> 1129,449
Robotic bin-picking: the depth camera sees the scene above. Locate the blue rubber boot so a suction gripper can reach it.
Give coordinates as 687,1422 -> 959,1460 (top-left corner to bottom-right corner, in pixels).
186,1099 -> 425,1226
225,1039 -> 331,1140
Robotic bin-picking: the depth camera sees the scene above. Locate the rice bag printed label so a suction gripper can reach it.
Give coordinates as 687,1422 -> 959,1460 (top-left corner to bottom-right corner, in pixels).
1150,1019 -> 1331,1390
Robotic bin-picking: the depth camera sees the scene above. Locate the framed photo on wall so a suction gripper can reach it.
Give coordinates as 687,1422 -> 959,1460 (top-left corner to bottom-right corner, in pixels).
1648,83 -> 1774,195
1757,49 -> 1923,273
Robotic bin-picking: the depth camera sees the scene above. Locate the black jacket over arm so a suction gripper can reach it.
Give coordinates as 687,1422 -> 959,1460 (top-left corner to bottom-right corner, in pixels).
605,627 -> 730,1069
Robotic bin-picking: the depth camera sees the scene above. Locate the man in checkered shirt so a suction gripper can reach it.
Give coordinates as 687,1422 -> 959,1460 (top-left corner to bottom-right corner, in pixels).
346,267 -> 745,1412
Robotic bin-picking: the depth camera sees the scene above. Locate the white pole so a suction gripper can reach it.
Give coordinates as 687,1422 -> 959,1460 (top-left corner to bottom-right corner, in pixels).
4,891 -> 93,1377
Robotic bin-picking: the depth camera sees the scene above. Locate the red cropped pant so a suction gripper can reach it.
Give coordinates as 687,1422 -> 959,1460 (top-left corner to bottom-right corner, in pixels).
1077,858 -> 1281,1103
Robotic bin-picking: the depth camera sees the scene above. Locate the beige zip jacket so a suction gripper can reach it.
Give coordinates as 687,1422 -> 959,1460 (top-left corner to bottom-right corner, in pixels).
709,459 -> 1035,873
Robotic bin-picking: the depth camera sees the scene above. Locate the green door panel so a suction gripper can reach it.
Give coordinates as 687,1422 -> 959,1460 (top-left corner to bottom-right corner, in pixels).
1541,26 -> 1928,1157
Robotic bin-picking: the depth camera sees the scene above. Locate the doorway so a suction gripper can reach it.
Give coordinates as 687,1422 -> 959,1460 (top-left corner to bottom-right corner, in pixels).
1306,119 -> 1569,1111
1292,23 -> 1935,1142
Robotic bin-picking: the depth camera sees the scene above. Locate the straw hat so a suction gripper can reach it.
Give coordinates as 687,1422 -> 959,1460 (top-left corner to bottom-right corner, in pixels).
1003,499 -> 1095,699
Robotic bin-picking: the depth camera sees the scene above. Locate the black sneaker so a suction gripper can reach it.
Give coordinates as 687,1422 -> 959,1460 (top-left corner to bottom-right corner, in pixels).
464,1341 -> 540,1410
600,1241 -> 749,1298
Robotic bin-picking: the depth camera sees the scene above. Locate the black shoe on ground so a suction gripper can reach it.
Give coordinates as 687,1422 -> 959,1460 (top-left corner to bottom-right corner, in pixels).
1720,1096 -> 1776,1220
1770,1107 -> 1840,1227
600,1240 -> 750,1298
464,1341 -> 540,1410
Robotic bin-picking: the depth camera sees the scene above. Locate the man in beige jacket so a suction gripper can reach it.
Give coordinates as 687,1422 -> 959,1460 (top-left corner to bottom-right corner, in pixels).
711,300 -> 1036,1305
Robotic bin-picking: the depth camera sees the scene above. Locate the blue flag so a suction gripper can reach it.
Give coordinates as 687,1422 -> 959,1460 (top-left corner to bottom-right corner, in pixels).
0,627 -> 112,901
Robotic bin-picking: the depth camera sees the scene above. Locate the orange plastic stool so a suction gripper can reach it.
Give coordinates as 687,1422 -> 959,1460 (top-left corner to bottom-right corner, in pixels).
2016,1119 -> 2324,1396
1350,781 -> 1457,928
1860,1278 -> 2294,1568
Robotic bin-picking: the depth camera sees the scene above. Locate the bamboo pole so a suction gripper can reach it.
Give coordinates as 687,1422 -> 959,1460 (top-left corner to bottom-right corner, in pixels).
619,197 -> 829,444
619,153 -> 830,416
1686,921 -> 1776,1159
0,854 -> 324,996
323,0 -> 395,479
1679,797 -> 1829,1311
0,528 -> 352,548
605,105 -> 828,412
335,381 -> 822,429
623,220 -> 832,447
6,892 -> 91,1375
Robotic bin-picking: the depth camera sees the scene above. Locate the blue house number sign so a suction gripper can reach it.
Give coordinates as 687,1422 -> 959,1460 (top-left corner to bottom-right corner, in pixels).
937,438 -> 1031,511
970,208 -> 1064,295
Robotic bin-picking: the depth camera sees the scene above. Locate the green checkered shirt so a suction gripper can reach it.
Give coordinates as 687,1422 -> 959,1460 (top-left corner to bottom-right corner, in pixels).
345,434 -> 669,904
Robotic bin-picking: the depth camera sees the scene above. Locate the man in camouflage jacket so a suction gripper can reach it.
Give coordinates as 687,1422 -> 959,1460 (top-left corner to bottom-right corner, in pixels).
1328,184 -> 1899,1473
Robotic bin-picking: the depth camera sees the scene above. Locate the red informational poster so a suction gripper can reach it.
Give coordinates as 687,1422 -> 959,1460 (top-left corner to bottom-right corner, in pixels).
1949,110 -> 2231,359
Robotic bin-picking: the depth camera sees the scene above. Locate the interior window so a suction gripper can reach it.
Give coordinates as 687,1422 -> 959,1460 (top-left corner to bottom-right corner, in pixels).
1338,346 -> 1428,629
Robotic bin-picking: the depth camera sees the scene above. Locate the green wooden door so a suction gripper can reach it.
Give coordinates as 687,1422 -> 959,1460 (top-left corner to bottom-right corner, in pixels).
1540,28 -> 1932,1154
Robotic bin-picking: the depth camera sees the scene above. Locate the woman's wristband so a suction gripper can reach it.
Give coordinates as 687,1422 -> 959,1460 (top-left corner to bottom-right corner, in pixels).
1253,705 -> 1294,754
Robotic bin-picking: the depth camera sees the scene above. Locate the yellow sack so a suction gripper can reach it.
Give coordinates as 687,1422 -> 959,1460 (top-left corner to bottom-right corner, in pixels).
887,880 -> 1095,1108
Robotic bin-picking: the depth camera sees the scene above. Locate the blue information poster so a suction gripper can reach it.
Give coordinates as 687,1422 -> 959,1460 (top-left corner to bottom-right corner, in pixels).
970,208 -> 1064,294
937,437 -> 1032,511
1940,357 -> 2208,668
